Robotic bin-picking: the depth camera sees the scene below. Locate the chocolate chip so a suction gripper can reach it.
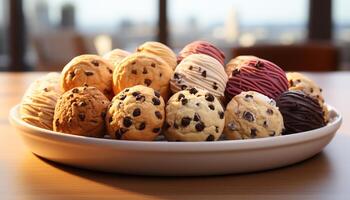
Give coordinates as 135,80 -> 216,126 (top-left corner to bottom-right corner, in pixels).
201,70 -> 207,77
72,88 -> 79,93
138,122 -> 146,130
159,73 -> 162,77
131,69 -> 137,75
195,122 -> 205,131
208,104 -> 215,110
133,108 -> 141,117
131,61 -> 136,65
83,83 -> 88,87
189,65 -> 193,70
132,91 -> 140,97
177,93 -> 185,101
78,101 -> 87,106
125,88 -> 130,92
181,117 -> 191,127
266,109 -> 273,115
144,79 -> 152,86
289,80 -> 294,86
151,63 -> 156,68
136,95 -> 145,102
69,94 -> 74,98
232,69 -> 240,76
78,113 -> 85,121
263,121 -> 268,128
205,93 -> 215,102
142,68 -> 148,74
69,71 -> 75,78
213,85 -> 218,90
254,61 -> 264,68
181,98 -> 188,105
174,73 -> 180,79
85,71 -> 94,76
218,111 -> 224,119
164,122 -> 171,129
174,123 -> 179,129
181,85 -> 187,90
119,94 -> 126,100
206,134 -> 215,141
215,126 -> 219,133
251,128 -> 257,137
310,88 -> 314,93
123,117 -> 133,127
296,79 -> 301,83
193,113 -> 201,121
109,116 -> 113,123
320,88 -> 323,92
196,103 -> 200,106
189,88 -> 198,94
243,111 -> 254,122
153,128 -> 161,133
152,97 -> 161,105
108,68 -> 113,74
269,131 -> 276,136
245,94 -> 253,99
115,128 -> 128,139
43,88 -> 49,92
101,112 -> 106,118
154,90 -> 161,98
155,111 -> 162,119
227,122 -> 236,131
91,60 -> 99,66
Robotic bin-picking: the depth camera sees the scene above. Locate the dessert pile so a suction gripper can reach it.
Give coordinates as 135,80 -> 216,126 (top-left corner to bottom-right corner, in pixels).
20,41 -> 328,141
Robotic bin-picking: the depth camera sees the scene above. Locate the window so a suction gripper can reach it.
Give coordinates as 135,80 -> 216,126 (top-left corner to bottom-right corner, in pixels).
169,0 -> 309,52
23,0 -> 158,70
333,0 -> 350,69
0,0 -> 8,68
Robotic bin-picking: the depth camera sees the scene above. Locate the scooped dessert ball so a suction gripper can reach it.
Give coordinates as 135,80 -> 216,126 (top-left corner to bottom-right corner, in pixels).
225,57 -> 289,101
106,85 -> 165,141
287,72 -> 329,122
137,41 -> 177,70
170,54 -> 228,100
113,53 -> 173,100
165,88 -> 225,142
177,40 -> 226,65
61,54 -> 114,99
224,91 -> 284,140
53,86 -> 110,137
20,72 -> 62,130
276,90 -> 326,135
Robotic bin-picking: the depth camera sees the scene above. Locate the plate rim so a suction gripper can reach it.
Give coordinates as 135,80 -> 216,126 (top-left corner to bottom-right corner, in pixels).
9,104 -> 342,152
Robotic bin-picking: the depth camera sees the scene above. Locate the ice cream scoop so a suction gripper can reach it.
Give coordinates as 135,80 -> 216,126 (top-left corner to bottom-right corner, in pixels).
287,72 -> 329,122
177,41 -> 225,65
20,72 -> 62,130
225,58 -> 288,101
137,41 -> 177,70
225,55 -> 258,77
103,48 -> 130,69
224,91 -> 284,140
170,54 -> 228,99
276,90 -> 325,135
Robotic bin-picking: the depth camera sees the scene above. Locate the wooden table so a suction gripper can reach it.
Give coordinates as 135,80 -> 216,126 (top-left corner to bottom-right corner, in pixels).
1,72 -> 350,200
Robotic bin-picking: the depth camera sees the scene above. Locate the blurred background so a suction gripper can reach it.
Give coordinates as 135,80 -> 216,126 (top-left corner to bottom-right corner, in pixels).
0,0 -> 349,71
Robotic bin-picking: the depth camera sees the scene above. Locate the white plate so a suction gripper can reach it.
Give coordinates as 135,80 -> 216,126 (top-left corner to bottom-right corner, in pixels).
9,104 -> 342,176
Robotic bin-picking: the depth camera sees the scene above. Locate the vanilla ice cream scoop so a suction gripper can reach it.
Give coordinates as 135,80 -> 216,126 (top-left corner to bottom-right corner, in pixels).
170,54 -> 228,99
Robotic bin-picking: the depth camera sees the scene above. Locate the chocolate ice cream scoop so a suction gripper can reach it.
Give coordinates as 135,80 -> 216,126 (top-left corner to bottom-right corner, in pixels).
276,90 -> 325,135
224,58 -> 288,101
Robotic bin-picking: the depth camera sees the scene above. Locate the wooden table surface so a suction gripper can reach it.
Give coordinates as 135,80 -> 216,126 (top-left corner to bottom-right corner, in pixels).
1,72 -> 350,200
